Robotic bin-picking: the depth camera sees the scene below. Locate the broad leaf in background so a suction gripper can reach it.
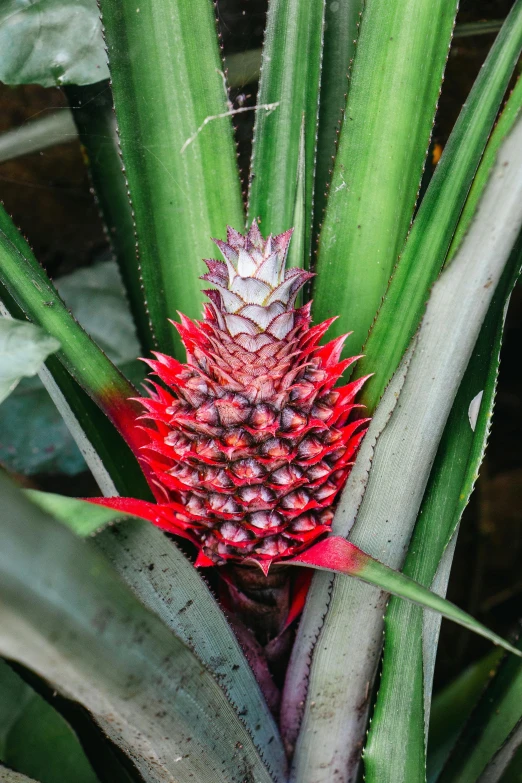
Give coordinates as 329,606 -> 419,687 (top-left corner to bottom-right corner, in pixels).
0,476 -> 281,783
0,660 -> 99,783
286,114 -> 522,783
0,0 -> 108,87
0,261 -> 143,476
248,0 -> 325,265
312,0 -> 458,354
99,0 -> 245,358
0,318 -> 59,405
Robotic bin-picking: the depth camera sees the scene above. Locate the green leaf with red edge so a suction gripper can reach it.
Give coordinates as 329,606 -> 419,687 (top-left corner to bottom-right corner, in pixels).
247,0 -> 325,267
357,6 -> 522,413
0,207 -> 149,475
99,0 -> 244,360
286,537 -> 521,658
312,0 -> 458,356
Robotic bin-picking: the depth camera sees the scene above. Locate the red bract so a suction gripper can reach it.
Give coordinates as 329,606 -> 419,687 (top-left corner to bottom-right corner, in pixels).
91,223 -> 370,571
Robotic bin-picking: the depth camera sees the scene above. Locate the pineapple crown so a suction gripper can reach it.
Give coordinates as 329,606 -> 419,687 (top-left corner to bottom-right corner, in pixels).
201,221 -> 313,344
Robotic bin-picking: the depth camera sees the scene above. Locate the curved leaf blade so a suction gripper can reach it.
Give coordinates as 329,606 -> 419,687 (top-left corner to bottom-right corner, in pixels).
0,476 -> 277,783
24,490 -> 288,776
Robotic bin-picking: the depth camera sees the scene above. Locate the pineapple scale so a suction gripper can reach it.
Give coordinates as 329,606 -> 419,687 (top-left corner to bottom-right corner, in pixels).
137,223 -> 370,566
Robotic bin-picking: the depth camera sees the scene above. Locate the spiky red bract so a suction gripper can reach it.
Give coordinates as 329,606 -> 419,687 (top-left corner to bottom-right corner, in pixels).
120,223 -> 371,569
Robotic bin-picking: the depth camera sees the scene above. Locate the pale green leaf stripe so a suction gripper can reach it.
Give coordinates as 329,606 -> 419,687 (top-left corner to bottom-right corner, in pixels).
313,0 -> 364,244
25,490 -> 288,774
313,0 -> 458,355
0,477 -> 276,783
288,115 -> 522,783
99,0 -> 244,359
359,4 -> 522,412
248,0 -> 325,267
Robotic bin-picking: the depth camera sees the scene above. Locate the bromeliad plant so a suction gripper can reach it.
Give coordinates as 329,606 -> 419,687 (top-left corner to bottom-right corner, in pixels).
1,1 -> 522,782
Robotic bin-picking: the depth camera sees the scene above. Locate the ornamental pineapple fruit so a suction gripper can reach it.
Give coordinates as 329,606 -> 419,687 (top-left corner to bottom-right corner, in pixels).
136,222 -> 369,569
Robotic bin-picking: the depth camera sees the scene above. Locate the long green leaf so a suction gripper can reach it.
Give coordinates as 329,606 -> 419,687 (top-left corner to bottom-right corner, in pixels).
313,0 -> 364,244
287,115 -> 522,783
0,661 -> 99,783
99,0 -> 244,358
439,633 -> 522,782
361,78 -> 522,783
247,0 -> 325,266
25,490 -> 287,775
363,238 -> 522,783
0,476 -> 277,783
0,210 -> 146,465
312,0 -> 458,355
65,82 -> 153,354
358,7 -> 522,412
428,650 -> 504,782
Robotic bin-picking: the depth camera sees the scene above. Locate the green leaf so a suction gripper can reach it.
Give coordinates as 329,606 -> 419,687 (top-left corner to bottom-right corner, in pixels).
363,249 -> 522,783
21,490 -> 287,774
0,661 -> 99,783
289,537 -> 522,657
313,0 -> 364,243
0,318 -> 59,405
358,6 -> 522,412
25,491 -> 124,537
438,633 -> 522,782
0,0 -> 108,87
428,650 -> 504,782
0,209 -> 148,469
65,83 -> 154,354
99,0 -> 244,359
312,0 -> 458,355
362,73 -> 522,783
0,476 -> 278,783
286,115 -> 522,783
248,0 -> 325,265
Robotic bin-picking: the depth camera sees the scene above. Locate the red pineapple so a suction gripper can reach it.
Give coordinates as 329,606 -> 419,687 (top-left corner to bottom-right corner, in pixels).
127,221 -> 370,572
